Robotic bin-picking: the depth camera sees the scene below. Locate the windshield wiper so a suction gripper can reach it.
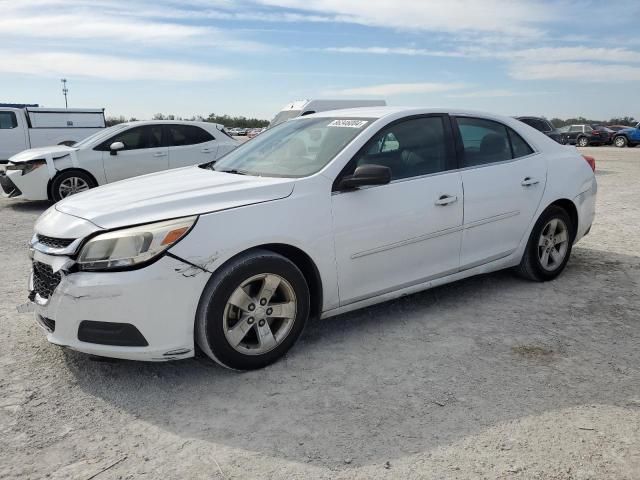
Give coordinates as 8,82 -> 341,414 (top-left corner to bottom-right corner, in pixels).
217,169 -> 249,175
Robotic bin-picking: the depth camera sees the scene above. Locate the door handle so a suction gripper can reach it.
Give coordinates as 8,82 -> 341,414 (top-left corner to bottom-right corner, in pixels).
153,152 -> 167,157
521,177 -> 539,187
435,194 -> 458,206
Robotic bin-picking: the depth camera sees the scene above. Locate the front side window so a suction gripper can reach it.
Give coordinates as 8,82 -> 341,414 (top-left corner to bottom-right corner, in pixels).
99,125 -> 163,151
569,126 -> 582,132
0,112 -> 18,129
167,125 -> 214,146
347,116 -> 451,181
456,117 -> 534,167
211,117 -> 371,178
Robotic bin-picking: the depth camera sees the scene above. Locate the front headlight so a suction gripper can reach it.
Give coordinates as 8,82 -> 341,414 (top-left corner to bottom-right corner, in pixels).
6,159 -> 46,176
77,216 -> 197,271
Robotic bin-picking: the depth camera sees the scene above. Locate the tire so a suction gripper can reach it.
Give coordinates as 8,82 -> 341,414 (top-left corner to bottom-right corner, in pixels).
50,169 -> 97,202
577,136 -> 589,147
195,249 -> 310,370
515,206 -> 574,282
614,136 -> 628,148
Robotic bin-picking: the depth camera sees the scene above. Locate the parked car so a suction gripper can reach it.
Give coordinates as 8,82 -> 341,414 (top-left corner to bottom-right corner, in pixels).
590,125 -> 615,145
515,116 -> 566,144
1,121 -> 237,201
612,122 -> 640,148
26,108 -> 596,370
562,124 -> 608,147
269,99 -> 387,128
247,128 -> 264,138
0,106 -> 105,162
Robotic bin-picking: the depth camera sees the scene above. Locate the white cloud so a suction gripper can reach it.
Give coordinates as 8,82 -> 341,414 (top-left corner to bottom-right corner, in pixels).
0,51 -> 234,81
510,62 -> 640,82
322,46 -> 466,57
446,89 -> 544,98
325,82 -> 467,96
256,0 -> 548,36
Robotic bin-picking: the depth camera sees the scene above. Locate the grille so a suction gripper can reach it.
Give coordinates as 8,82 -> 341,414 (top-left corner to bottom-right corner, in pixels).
36,235 -> 75,249
32,262 -> 62,299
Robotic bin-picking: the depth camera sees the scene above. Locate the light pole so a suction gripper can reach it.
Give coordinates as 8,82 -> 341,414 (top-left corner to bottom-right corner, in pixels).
61,78 -> 68,109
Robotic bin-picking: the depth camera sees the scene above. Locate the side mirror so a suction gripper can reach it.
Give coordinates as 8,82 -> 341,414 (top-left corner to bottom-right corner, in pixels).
338,164 -> 391,190
109,141 -> 125,155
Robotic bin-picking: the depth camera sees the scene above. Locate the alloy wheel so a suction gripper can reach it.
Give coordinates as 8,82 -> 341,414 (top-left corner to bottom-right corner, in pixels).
223,273 -> 297,355
537,218 -> 569,271
614,137 -> 626,148
58,177 -> 90,198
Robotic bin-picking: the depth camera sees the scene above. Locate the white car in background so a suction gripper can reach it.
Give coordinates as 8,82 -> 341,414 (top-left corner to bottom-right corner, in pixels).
27,107 -> 596,370
1,121 -> 238,201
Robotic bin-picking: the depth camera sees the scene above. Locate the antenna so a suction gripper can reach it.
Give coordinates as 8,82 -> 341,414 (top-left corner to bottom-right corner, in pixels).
61,78 -> 69,109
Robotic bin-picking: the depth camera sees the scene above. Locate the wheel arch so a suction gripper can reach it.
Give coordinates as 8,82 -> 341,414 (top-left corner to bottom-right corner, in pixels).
547,198 -> 579,242
209,243 -> 324,320
47,168 -> 99,201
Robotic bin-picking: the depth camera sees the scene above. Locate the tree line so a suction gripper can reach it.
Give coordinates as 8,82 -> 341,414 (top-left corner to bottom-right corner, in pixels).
105,113 -> 269,128
550,116 -> 636,127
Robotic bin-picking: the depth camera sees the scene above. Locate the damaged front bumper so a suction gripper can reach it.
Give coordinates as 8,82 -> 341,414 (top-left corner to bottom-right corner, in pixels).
27,248 -> 210,361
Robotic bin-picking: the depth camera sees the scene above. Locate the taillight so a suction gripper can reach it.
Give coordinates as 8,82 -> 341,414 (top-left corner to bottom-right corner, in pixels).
582,155 -> 596,172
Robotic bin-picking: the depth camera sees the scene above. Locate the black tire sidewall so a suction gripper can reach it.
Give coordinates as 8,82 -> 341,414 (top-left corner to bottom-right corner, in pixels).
50,170 -> 96,202
197,252 -> 310,370
525,206 -> 573,281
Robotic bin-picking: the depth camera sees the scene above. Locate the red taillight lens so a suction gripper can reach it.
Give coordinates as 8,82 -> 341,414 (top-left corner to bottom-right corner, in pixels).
582,155 -> 596,172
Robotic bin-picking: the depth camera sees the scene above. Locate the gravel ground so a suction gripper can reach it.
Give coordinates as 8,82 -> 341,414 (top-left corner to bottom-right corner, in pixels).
1,146 -> 639,479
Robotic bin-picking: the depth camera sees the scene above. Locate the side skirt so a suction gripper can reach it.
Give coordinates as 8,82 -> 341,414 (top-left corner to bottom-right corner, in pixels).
320,253 -> 520,319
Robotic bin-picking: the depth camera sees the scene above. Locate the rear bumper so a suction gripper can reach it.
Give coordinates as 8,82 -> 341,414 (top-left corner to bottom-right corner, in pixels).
573,177 -> 597,243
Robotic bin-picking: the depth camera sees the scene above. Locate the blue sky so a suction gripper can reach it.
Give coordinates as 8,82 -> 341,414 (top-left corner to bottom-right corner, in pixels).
1,0 -> 639,121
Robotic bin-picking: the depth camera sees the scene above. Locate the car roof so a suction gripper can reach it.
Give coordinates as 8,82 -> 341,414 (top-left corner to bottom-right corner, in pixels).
118,120 -> 223,128
301,106 -> 525,126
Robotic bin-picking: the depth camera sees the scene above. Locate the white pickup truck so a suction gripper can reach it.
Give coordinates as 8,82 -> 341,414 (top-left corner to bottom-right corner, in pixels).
0,107 -> 105,162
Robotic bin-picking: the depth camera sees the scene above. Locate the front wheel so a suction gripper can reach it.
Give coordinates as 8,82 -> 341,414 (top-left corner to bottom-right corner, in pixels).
50,170 -> 96,202
614,136 -> 628,148
577,136 -> 589,147
195,250 -> 310,370
516,206 -> 573,282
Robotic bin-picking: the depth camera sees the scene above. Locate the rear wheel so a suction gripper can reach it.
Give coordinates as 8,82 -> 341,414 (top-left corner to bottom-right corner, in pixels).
577,136 -> 589,147
614,136 -> 628,148
50,170 -> 96,202
516,206 -> 573,282
195,250 -> 310,370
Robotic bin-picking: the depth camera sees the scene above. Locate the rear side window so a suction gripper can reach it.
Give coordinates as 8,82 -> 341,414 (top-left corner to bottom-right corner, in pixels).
349,116 -> 452,181
520,118 -> 551,132
456,117 -> 534,167
167,125 -> 214,146
0,112 -> 18,129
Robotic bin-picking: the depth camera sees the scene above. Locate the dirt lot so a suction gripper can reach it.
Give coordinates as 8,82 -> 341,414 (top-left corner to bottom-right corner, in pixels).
1,147 -> 639,479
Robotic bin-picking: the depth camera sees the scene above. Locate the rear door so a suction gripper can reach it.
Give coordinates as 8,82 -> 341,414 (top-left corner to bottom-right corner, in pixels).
0,110 -> 28,160
331,115 -> 463,305
166,124 -> 219,168
99,125 -> 168,182
454,116 -> 547,269
566,125 -> 582,144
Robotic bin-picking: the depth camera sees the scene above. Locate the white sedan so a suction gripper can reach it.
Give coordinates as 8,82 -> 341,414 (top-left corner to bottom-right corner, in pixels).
27,107 -> 597,370
1,121 -> 238,201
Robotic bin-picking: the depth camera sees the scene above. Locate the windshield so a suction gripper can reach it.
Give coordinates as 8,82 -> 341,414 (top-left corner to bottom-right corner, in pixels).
269,110 -> 302,128
211,117 -> 372,178
73,123 -> 130,148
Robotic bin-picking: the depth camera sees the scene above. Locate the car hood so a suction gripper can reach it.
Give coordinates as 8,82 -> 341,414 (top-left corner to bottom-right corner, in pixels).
9,145 -> 78,163
54,166 -> 295,229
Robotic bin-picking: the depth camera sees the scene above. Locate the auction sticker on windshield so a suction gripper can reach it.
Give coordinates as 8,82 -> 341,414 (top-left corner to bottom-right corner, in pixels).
327,120 -> 368,128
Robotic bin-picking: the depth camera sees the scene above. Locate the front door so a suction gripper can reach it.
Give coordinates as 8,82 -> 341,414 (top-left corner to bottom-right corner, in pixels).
454,116 -> 547,269
331,115 -> 463,306
100,125 -> 168,182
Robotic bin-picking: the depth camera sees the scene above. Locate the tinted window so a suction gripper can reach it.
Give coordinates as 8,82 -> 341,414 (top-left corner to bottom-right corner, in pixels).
349,116 -> 450,180
99,125 -> 163,151
569,126 -> 582,132
168,125 -> 214,146
0,112 -> 18,129
508,128 -> 534,158
457,117 -> 511,166
520,118 -> 551,132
